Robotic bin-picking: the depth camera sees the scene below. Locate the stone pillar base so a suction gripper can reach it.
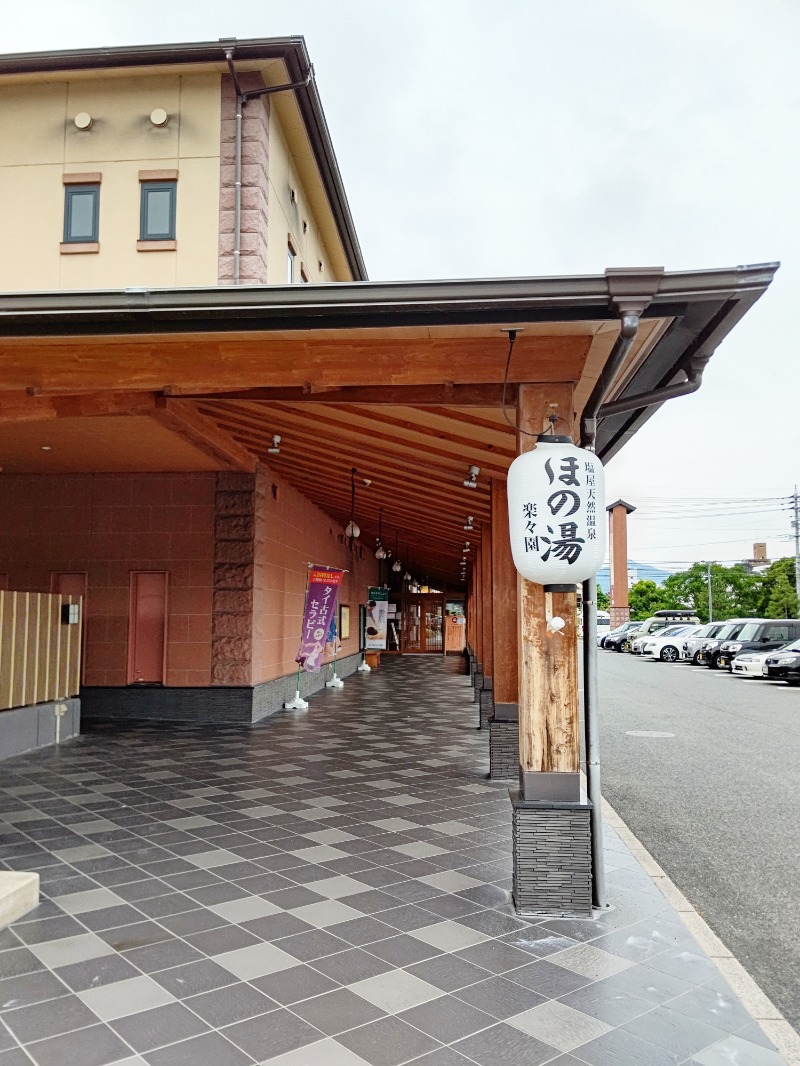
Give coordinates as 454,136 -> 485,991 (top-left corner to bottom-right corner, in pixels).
510,790 -> 592,917
479,688 -> 493,729
489,719 -> 518,778
472,671 -> 483,701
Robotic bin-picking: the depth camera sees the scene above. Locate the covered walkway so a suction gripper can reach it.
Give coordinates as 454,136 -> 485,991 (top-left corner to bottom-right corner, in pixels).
0,657 -> 787,1066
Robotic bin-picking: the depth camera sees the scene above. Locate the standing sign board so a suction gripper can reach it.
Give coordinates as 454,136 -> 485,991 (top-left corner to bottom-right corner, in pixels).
366,588 -> 389,650
295,567 -> 344,672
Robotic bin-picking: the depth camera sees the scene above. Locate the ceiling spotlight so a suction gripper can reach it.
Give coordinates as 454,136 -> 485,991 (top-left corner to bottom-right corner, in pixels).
463,465 -> 479,489
362,478 -> 372,487
268,434 -> 281,454
463,541 -> 471,553
464,515 -> 474,531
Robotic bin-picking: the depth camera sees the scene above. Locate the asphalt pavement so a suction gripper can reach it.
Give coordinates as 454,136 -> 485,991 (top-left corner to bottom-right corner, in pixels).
594,648 -> 800,1034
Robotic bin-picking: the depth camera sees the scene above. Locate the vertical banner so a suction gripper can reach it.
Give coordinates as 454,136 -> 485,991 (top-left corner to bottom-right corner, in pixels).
365,587 -> 389,650
295,567 -> 344,672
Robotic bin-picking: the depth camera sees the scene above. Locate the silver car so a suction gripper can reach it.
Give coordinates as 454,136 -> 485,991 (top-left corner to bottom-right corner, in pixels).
683,621 -> 727,664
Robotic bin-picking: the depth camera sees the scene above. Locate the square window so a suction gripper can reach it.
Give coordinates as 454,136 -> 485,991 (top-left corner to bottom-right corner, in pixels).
64,185 -> 99,243
140,181 -> 176,241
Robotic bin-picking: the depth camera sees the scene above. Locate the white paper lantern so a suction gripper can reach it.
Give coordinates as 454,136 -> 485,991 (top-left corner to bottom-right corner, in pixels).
506,436 -> 605,588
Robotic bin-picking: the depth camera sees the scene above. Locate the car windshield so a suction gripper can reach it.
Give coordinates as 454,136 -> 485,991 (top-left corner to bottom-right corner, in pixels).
695,623 -> 719,638
658,625 -> 688,637
716,622 -> 746,640
776,639 -> 800,654
736,622 -> 763,640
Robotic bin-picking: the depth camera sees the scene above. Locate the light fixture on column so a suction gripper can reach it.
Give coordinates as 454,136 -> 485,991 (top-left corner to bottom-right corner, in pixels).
268,434 -> 281,454
374,508 -> 387,559
463,465 -> 480,489
404,571 -> 411,581
464,515 -> 474,531
392,531 -> 402,572
345,467 -> 360,541
462,541 -> 471,554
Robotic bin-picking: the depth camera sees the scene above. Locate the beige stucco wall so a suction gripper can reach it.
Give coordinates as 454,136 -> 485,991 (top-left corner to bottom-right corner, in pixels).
0,74 -> 222,291
267,111 -> 344,284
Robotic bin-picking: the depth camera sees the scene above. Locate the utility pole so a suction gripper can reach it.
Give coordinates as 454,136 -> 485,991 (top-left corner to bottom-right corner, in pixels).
707,560 -> 713,622
793,486 -> 800,616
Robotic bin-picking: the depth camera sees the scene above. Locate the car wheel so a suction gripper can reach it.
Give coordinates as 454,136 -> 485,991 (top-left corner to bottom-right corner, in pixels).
787,679 -> 800,687
615,643 -> 624,652
709,654 -> 720,670
660,646 -> 679,663
692,651 -> 701,664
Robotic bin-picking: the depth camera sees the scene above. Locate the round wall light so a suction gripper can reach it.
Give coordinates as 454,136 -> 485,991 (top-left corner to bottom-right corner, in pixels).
150,108 -> 169,127
74,112 -> 93,130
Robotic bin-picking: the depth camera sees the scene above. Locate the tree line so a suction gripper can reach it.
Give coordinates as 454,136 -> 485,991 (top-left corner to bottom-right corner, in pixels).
596,557 -> 798,623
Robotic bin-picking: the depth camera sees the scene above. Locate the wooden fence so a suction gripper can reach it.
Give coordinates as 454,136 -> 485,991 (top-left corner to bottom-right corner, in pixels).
0,591 -> 81,711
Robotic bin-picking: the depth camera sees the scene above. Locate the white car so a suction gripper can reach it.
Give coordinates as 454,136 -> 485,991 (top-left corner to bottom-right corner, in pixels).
642,625 -> 702,662
732,644 -> 791,679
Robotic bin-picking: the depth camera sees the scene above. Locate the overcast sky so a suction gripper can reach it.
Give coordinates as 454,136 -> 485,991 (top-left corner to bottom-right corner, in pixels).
4,0 -> 799,569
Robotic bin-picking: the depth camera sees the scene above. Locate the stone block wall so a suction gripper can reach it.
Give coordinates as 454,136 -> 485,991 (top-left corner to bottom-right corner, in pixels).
212,472 -> 257,685
218,73 -> 270,284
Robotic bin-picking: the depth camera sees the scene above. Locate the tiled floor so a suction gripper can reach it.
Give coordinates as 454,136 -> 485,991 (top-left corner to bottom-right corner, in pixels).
0,655 -> 790,1066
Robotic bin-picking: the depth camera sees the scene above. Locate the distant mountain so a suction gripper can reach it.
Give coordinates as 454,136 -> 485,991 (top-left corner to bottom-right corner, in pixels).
597,560 -> 675,593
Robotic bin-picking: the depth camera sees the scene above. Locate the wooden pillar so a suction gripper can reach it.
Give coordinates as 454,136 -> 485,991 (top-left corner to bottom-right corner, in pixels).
473,547 -> 483,668
491,477 -> 518,719
607,500 -> 636,628
480,522 -> 493,684
516,383 -> 580,802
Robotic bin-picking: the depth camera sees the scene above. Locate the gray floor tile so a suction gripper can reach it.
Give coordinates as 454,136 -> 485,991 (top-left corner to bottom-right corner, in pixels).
362,934 -> 440,967
573,1026 -> 681,1066
122,939 -> 204,974
329,917 -> 398,947
558,981 -> 655,1027
55,952 -> 140,991
666,985 -> 755,1033
184,982 -> 277,1027
143,1029 -> 254,1066
151,959 -> 239,998
25,1022 -> 133,1066
454,975 -> 545,1019
311,948 -> 393,985
276,928 -> 351,962
399,994 -> 496,1042
0,970 -> 68,1009
110,1002 -> 210,1052
3,994 -> 101,1043
451,1021 -> 559,1066
335,1015 -> 440,1066
623,1004 -> 729,1060
692,1034 -> 787,1066
505,958 -> 592,998
291,988 -> 386,1035
221,1006 -> 322,1060
349,969 -> 443,1013
456,939 -> 540,975
0,948 -> 44,980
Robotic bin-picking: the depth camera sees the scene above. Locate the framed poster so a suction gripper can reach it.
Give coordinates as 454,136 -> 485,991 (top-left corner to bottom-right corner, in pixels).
339,604 -> 350,641
366,587 -> 389,650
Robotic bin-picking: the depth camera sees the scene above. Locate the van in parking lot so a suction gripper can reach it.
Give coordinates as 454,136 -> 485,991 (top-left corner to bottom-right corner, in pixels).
717,619 -> 800,671
627,610 -> 700,653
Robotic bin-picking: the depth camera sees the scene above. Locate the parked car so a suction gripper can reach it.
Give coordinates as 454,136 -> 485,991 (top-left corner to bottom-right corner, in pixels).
642,624 -> 703,662
634,623 -> 692,656
602,621 -> 640,651
596,611 -> 612,646
731,646 -> 788,679
697,619 -> 752,668
627,610 -> 700,653
717,619 -> 800,671
684,621 -> 728,664
764,638 -> 800,685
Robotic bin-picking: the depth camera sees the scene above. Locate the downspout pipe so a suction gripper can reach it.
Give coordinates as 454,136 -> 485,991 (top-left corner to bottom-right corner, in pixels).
225,49 -> 312,287
579,313 -> 641,912
596,355 -> 707,419
225,50 -> 243,287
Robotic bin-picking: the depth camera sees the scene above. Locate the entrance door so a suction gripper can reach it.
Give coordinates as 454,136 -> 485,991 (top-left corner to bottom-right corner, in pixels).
403,595 -> 444,653
127,572 -> 168,684
51,572 -> 87,682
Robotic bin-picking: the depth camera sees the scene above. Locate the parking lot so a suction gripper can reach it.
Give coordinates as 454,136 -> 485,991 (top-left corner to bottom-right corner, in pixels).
596,646 -> 800,1033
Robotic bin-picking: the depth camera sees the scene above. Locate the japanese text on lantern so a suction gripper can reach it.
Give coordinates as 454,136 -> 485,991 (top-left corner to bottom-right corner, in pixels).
521,455 -> 593,566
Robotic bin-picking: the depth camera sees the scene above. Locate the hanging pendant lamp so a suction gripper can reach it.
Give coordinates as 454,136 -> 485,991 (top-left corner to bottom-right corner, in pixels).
375,507 -> 387,559
345,467 -> 360,540
392,530 -> 402,572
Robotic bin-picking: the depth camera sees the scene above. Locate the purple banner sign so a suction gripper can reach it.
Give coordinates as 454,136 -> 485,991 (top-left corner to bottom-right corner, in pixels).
295,567 -> 345,673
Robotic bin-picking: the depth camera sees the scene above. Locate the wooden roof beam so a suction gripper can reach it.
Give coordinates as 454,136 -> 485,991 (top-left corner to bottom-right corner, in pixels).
152,398 -> 257,471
